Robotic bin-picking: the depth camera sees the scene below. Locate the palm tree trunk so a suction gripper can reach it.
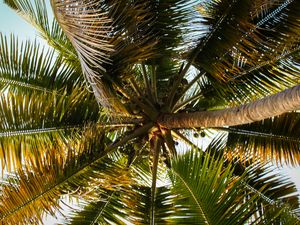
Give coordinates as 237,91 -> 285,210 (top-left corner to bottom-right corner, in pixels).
159,85 -> 300,128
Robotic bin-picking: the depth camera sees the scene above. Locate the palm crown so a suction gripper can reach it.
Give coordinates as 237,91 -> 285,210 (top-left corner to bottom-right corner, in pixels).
1,0 -> 300,224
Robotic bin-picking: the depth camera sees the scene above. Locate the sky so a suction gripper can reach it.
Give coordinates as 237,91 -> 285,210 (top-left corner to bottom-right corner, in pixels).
1,0 -> 300,222
0,3 -> 37,40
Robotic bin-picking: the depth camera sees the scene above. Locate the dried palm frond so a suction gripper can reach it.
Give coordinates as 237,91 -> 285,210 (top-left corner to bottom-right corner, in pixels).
51,0 -> 128,113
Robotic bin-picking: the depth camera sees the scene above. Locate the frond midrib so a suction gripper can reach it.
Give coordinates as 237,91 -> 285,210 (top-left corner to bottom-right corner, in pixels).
0,152 -> 108,222
0,76 -> 57,93
241,180 -> 300,222
0,126 -> 80,138
0,124 -> 152,222
218,126 -> 300,143
230,44 -> 300,81
91,191 -> 116,225
171,170 -> 212,225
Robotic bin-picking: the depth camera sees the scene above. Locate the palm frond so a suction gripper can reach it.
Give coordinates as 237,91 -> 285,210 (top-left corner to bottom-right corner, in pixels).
107,145 -> 178,224
67,191 -> 127,225
105,155 -> 178,225
229,0 -> 300,80
4,0 -> 79,67
188,0 -> 299,107
122,185 -> 181,225
0,126 -> 143,225
241,163 -> 300,224
102,1 -> 157,75
222,112 -> 300,165
51,0 -> 112,72
246,163 -> 299,209
168,149 -> 299,224
0,33 -> 82,94
149,135 -> 161,225
0,86 -> 99,171
68,162 -> 177,225
103,0 -> 196,75
0,127 -> 108,225
209,134 -> 300,213
193,0 -> 300,79
52,0 -> 199,113
190,0 -> 253,74
51,0 -> 130,114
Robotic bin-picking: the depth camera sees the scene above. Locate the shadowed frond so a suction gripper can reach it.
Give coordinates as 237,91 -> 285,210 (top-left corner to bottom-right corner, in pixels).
180,0 -> 300,107
245,163 -> 299,211
0,127 -> 125,225
190,0 -> 253,75
102,0 -> 157,75
168,149 -> 300,224
209,134 -> 300,214
100,0 -> 197,76
193,0 -> 300,80
0,86 -> 99,171
223,112 -> 300,165
67,191 -> 127,225
67,155 -> 177,225
192,0 -> 300,105
228,0 -> 300,81
241,162 -> 300,224
51,0 -> 112,72
51,0 -> 129,113
122,185 -> 181,225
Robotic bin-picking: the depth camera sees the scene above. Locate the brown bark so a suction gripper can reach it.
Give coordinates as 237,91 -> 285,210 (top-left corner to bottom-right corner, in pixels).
159,85 -> 300,129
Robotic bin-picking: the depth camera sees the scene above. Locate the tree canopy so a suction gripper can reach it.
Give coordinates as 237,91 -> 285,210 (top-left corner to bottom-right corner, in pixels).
1,0 -> 300,224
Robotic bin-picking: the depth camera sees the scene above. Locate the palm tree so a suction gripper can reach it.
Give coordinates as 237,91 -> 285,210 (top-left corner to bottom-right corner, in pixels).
1,0 -> 300,224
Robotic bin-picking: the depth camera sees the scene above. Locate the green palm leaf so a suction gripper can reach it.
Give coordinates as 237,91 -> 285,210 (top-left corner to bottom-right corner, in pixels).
169,149 -> 299,224
1,1 -> 300,224
209,134 -> 300,214
67,191 -> 127,225
0,33 -> 83,94
3,0 -> 79,66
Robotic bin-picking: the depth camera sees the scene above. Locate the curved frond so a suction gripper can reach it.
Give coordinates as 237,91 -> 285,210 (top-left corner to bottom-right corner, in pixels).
67,152 -> 176,225
245,163 -> 299,210
0,33 -> 82,94
193,0 -> 300,79
169,149 -> 299,224
67,190 -> 127,225
51,0 -> 131,113
123,185 -> 181,225
4,0 -> 79,66
0,127 -> 141,225
51,0 -> 112,72
191,0 -> 253,74
192,0 -> 300,104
